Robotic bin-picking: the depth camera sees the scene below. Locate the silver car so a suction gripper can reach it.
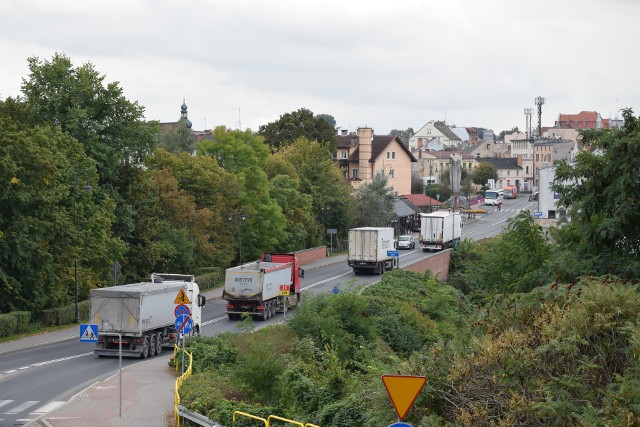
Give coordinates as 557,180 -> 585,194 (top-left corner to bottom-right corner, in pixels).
397,235 -> 415,250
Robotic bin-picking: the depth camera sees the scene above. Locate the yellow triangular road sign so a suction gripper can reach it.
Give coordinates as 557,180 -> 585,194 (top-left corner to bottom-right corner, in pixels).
174,288 -> 191,304
381,374 -> 427,420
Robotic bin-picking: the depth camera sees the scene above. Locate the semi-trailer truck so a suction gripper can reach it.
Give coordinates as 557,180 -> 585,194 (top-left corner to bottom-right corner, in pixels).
90,274 -> 205,358
223,253 -> 304,321
347,227 -> 398,274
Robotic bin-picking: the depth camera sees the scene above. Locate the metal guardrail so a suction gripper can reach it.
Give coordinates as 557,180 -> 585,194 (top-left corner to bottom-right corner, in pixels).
178,405 -> 226,427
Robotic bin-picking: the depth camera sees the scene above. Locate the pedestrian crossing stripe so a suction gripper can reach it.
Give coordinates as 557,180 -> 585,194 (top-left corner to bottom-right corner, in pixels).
174,288 -> 191,304
80,324 -> 99,342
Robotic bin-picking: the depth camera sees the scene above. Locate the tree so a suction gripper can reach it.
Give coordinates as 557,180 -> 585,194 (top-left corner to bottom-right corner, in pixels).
157,121 -> 196,154
0,104 -> 125,310
471,162 -> 498,187
276,137 -> 356,246
551,108 -> 640,277
354,171 -> 396,227
139,150 -> 239,273
259,108 -> 337,152
498,126 -> 520,139
389,127 -> 415,143
411,171 -> 424,194
197,127 -> 287,261
20,53 -> 158,248
315,113 -> 336,129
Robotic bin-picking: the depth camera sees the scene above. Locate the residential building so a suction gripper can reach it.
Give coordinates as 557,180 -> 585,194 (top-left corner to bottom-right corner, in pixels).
413,149 -> 476,187
533,140 -> 577,188
335,128 -> 417,195
476,157 -> 524,191
556,111 -> 603,129
408,121 -> 462,151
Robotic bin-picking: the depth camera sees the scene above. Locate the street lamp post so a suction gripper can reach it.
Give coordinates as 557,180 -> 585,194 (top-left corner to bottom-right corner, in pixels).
73,163 -> 91,323
228,213 -> 247,266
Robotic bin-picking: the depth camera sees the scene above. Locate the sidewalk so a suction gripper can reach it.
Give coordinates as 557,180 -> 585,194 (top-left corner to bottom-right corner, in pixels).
6,254 -> 345,426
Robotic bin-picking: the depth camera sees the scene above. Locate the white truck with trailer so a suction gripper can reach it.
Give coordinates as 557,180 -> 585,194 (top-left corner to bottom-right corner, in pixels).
90,274 -> 205,358
419,211 -> 463,251
347,227 -> 398,274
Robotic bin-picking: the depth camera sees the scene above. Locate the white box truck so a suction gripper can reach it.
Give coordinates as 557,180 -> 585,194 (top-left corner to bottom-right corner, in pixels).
347,227 -> 398,274
419,212 -> 462,251
90,274 -> 205,358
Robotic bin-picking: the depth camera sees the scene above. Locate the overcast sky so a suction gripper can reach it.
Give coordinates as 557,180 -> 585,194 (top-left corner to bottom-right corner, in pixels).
1,0 -> 639,135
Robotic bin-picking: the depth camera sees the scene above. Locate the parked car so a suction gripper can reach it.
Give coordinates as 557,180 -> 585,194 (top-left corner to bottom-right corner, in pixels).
397,235 -> 415,250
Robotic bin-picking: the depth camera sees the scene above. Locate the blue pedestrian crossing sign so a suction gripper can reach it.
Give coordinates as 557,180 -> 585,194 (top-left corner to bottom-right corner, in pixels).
80,324 -> 99,343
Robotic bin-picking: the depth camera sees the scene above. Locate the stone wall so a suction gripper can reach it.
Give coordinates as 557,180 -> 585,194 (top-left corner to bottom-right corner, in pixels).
401,249 -> 452,282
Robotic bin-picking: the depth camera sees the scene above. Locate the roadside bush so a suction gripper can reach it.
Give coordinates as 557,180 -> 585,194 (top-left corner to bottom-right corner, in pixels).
10,311 -> 31,333
0,313 -> 18,337
434,278 -> 640,425
188,335 -> 238,373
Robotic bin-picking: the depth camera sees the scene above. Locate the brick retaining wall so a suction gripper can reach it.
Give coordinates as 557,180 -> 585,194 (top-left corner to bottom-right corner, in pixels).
401,249 -> 452,282
293,246 -> 327,265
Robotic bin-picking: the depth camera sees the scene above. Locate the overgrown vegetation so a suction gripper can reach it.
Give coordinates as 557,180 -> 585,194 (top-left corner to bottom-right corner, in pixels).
181,174 -> 640,425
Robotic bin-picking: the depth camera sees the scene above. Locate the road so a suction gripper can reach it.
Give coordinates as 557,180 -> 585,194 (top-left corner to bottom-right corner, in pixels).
0,196 -> 534,425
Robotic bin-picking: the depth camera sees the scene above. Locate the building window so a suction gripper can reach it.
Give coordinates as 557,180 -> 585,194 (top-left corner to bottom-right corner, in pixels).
391,152 -> 396,159
341,150 -> 347,159
526,166 -> 530,174
389,169 -> 395,178
352,168 -> 358,179
486,144 -> 490,150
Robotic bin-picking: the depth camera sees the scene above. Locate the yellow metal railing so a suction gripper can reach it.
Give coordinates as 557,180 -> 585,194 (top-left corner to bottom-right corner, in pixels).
174,344 -> 193,427
233,411 -> 268,426
231,411 -> 320,427
267,414 -> 304,427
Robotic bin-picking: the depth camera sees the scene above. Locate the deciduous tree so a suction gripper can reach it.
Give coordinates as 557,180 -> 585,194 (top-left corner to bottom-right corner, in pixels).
552,108 -> 640,277
259,108 -> 337,152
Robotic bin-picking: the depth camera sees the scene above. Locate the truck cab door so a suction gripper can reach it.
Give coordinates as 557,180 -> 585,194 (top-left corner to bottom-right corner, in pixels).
198,294 -> 206,308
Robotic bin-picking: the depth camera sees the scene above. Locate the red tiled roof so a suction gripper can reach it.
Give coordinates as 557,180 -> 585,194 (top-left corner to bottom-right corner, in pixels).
400,193 -> 445,207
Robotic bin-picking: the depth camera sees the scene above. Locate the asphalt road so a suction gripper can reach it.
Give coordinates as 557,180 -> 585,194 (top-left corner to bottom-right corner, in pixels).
0,196 -> 535,425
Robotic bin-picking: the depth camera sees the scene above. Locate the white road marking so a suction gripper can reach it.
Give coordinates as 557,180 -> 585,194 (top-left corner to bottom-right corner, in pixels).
3,400 -> 38,414
2,352 -> 93,376
202,315 -> 228,326
30,401 -> 66,414
0,400 -> 14,409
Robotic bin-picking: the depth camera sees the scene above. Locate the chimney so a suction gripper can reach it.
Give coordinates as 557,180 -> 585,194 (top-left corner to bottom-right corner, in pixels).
341,129 -> 348,136
358,127 -> 373,181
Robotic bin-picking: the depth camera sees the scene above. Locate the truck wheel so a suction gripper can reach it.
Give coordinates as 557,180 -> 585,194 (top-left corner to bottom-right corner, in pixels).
379,263 -> 385,274
266,302 -> 272,319
140,336 -> 150,359
156,333 -> 163,355
261,306 -> 268,321
149,335 -> 157,357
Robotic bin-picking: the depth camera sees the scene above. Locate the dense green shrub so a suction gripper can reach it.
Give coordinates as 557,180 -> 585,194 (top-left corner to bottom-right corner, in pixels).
10,311 -> 31,333
0,313 -> 18,337
430,278 -> 640,425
